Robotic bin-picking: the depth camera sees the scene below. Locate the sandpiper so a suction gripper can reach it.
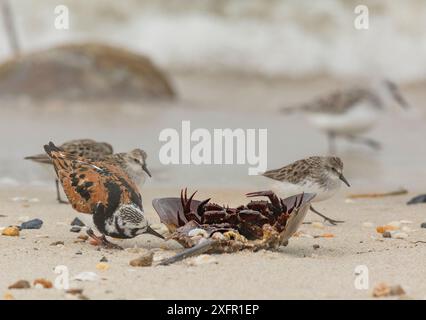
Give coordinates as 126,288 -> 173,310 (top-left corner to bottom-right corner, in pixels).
261,156 -> 350,225
105,149 -> 151,189
25,139 -> 113,203
283,79 -> 410,153
26,140 -> 152,203
43,142 -> 163,249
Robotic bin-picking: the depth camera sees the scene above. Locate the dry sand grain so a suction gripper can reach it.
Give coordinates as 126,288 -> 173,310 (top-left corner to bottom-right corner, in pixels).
1,186 -> 425,300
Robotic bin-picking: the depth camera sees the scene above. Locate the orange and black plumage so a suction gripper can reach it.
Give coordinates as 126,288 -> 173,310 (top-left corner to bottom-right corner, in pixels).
44,142 -> 163,247
25,139 -> 114,203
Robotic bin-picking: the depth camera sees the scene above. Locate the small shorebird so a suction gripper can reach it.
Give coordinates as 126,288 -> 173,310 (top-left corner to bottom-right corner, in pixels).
105,149 -> 151,188
25,139 -> 113,203
43,142 -> 163,249
261,156 -> 350,225
283,80 -> 410,153
25,140 -> 152,203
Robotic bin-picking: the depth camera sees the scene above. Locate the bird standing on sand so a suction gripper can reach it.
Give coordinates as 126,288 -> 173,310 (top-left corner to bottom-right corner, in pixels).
261,156 -> 350,225
283,80 -> 410,153
43,142 -> 163,249
25,139 -> 152,203
25,139 -> 113,203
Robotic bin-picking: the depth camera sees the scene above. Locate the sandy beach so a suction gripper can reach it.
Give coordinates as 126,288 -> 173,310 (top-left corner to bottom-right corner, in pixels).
2,0 -> 426,303
1,185 -> 426,300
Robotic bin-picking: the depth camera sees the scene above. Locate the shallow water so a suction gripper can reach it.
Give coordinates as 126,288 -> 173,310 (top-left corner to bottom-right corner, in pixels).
1,74 -> 425,192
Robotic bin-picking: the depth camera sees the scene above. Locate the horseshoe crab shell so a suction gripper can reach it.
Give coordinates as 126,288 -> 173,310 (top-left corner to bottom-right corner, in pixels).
152,192 -> 315,243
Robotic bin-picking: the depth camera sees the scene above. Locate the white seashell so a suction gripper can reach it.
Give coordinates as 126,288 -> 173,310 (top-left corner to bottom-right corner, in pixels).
312,222 -> 324,229
387,221 -> 401,229
299,233 -> 314,239
345,199 -> 356,204
35,234 -> 49,238
150,223 -> 169,234
211,232 -> 226,240
186,254 -> 218,266
362,222 -> 374,228
399,220 -> 413,224
29,198 -> 40,203
394,232 -> 408,239
72,272 -> 99,282
188,228 -> 209,238
11,197 -> 27,202
401,226 -> 412,233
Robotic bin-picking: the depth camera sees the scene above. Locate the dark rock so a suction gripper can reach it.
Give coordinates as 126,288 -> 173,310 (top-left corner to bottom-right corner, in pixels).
421,223 -> 426,228
70,226 -> 82,233
66,288 -> 83,295
50,241 -> 64,246
383,231 -> 392,238
313,244 -> 320,250
75,251 -> 83,255
100,256 -> 108,262
71,217 -> 85,227
20,218 -> 43,230
407,194 -> 426,205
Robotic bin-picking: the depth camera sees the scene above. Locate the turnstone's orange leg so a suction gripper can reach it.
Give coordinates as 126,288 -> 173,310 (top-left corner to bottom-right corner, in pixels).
55,179 -> 69,204
86,229 -> 123,250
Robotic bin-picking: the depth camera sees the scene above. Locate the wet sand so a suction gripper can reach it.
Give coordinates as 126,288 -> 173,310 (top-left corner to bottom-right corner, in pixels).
1,186 -> 426,300
1,74 -> 426,190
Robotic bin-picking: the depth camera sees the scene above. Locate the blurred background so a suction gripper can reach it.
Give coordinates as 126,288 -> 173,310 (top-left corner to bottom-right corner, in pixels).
0,0 -> 425,191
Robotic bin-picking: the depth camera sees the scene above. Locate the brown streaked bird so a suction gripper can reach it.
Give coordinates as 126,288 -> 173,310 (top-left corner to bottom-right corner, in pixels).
43,142 -> 163,249
25,139 -> 113,203
105,149 -> 151,188
262,156 -> 350,225
282,79 -> 410,154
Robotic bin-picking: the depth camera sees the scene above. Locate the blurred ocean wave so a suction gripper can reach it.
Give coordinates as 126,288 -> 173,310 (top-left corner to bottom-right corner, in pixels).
1,0 -> 425,82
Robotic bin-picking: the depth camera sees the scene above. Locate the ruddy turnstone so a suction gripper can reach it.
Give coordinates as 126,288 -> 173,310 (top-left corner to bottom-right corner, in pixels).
261,156 -> 350,225
283,80 -> 410,153
25,139 -> 113,203
43,142 -> 163,249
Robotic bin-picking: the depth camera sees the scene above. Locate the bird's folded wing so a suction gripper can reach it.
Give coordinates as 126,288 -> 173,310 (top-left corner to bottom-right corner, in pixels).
51,150 -> 142,214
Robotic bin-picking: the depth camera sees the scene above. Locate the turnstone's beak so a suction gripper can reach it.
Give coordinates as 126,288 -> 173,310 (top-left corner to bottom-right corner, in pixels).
339,173 -> 350,187
146,225 -> 164,239
142,164 -> 152,178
